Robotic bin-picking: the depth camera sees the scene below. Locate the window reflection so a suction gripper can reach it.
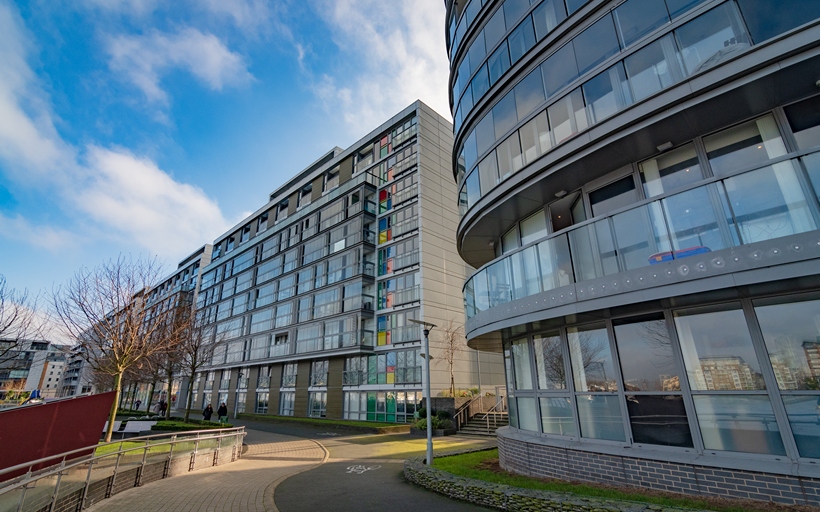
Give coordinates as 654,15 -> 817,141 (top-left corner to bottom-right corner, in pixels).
540,397 -> 576,436
704,115 -> 787,176
517,397 -> 539,432
754,297 -> 820,390
626,395 -> 693,447
512,338 -> 534,390
534,332 -> 567,389
639,143 -> 702,197
624,35 -> 685,102
614,316 -> 680,391
675,2 -> 749,75
693,395 -> 786,455
782,396 -> 820,458
568,324 -> 618,392
785,95 -> 820,151
577,394 -> 625,441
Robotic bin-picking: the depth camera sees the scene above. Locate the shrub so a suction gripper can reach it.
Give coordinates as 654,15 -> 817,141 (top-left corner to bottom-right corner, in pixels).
436,409 -> 450,420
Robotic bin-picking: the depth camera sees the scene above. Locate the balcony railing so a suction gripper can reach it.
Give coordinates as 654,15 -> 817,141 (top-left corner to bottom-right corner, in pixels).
395,366 -> 422,384
392,285 -> 420,307
389,324 -> 421,344
392,183 -> 418,206
257,376 -> 271,389
204,382 -> 214,391
391,217 -> 418,238
343,370 -> 365,385
296,330 -> 375,354
310,373 -> 328,387
465,152 -> 820,319
393,250 -> 419,271
281,374 -> 296,388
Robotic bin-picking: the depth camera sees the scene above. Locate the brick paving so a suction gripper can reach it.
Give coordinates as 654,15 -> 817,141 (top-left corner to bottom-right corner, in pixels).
85,429 -> 327,512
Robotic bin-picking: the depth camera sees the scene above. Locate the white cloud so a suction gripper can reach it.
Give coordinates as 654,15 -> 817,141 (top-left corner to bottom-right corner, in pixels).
198,0 -> 273,32
0,2 -> 231,260
76,0 -> 159,16
307,0 -> 451,130
106,27 -> 254,104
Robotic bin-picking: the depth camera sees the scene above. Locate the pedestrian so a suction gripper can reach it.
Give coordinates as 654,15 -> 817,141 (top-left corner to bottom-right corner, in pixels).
203,404 -> 213,421
159,400 -> 167,416
217,402 -> 228,424
135,399 -> 141,410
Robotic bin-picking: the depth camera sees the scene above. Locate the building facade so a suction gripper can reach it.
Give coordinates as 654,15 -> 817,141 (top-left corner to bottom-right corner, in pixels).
181,102 -> 503,422
446,0 -> 820,505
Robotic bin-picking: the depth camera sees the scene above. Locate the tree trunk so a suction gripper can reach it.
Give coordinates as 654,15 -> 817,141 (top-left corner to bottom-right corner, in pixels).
145,381 -> 156,415
129,383 -> 138,410
104,372 -> 122,443
165,367 -> 174,420
184,371 -> 195,423
450,365 -> 455,398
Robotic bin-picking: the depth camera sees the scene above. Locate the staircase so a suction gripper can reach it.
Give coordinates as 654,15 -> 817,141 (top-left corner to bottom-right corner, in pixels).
457,411 -> 509,436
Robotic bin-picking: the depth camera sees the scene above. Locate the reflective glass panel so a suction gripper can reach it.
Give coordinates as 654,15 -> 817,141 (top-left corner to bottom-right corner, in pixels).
665,0 -> 708,18
614,316 -> 680,391
494,92 -> 519,139
540,397 -> 576,435
471,64 -> 491,105
520,210 -> 548,245
611,203 -> 671,271
534,332 -> 567,389
785,95 -> 820,151
484,7 -> 507,49
502,226 -> 520,254
639,143 -> 701,197
541,44 -> 579,99
569,219 -> 619,281
577,394 -> 625,441
487,258 -> 512,306
497,132 -> 523,180
517,397 -> 539,432
548,88 -> 588,145
532,0 -> 567,40
488,44 -> 511,84
503,0 -> 530,25
674,304 -> 765,391
478,154 -> 500,195
475,112 -> 496,156
510,247 -> 541,299
573,15 -> 620,75
705,115 -> 787,176
589,174 -> 637,217
736,0 -> 820,44
566,0 -> 588,15
754,297 -> 820,391
568,324 -> 618,392
624,35 -> 685,102
782,396 -> 820,458
512,338 -> 533,389
583,62 -> 633,124
626,395 -> 693,447
467,33 -> 486,76
508,17 -> 536,64
465,170 -> 481,209
693,395 -> 786,455
721,161 -> 816,244
515,69 -> 546,120
536,235 -> 573,290
675,3 -> 749,75
519,111 -> 552,165
662,184 -> 733,254
614,0 -> 670,48
805,152 -> 820,201
472,268 -> 490,313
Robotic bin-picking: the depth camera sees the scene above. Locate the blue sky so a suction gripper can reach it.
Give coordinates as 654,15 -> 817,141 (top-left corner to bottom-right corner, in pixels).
0,0 -> 452,302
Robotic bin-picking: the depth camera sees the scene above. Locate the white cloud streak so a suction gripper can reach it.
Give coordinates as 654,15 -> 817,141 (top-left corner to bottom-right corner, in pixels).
106,27 -> 254,104
0,2 -> 231,259
308,0 -> 451,130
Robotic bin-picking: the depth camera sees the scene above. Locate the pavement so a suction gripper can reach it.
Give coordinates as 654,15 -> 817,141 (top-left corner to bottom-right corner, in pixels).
84,419 -> 497,512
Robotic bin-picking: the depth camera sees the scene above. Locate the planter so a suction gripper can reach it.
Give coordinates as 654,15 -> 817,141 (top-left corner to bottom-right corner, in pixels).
410,427 -> 457,436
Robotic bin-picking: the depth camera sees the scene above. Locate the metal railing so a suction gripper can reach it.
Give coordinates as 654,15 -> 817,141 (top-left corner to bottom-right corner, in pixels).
480,395 -> 509,433
0,427 -> 245,512
454,394 -> 484,431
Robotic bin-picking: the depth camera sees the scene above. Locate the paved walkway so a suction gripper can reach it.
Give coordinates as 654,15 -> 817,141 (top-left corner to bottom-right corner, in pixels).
85,429 -> 327,512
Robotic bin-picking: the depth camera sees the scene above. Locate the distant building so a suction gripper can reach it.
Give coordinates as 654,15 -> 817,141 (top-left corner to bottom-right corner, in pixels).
24,344 -> 69,398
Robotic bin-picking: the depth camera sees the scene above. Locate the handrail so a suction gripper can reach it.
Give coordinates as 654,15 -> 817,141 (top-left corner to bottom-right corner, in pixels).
481,396 -> 508,433
454,395 -> 482,431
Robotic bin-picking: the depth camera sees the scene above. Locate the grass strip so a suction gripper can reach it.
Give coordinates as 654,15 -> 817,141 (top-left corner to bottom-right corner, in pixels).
238,413 -> 401,429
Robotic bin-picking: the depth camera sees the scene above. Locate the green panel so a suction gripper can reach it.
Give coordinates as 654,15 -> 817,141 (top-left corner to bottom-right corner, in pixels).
367,412 -> 375,421
367,392 -> 376,412
368,356 -> 377,384
387,414 -> 395,422
378,373 -> 386,384
387,392 -> 396,413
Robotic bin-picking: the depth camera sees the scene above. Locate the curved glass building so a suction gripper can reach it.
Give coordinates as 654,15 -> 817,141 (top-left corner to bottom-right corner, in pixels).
446,0 -> 820,505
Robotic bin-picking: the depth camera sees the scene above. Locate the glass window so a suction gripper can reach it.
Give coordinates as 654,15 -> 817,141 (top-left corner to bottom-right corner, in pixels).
661,184 -> 734,255
693,395 -> 786,455
721,161 -> 816,243
540,397 -> 575,436
508,17 -> 536,64
478,153 -> 500,197
614,0 -> 670,48
582,62 -> 632,124
624,35 -> 685,102
493,92 -> 519,140
626,395 -> 693,447
503,0 -> 530,25
536,235 -> 574,290
573,16 -> 620,75
516,397 -> 539,432
463,131 -> 478,171
565,0 -> 587,15
484,7 -> 507,49
519,111 -> 552,166
613,203 -> 671,271
520,210 -> 548,245
487,258 -> 513,306
805,152 -> 820,202
576,395 -> 625,441
512,338 -> 533,389
736,0 -> 820,44
532,0 -> 567,40
674,304 -> 765,390
496,132 -> 523,180
471,64 -> 491,105
475,111 -> 496,156
675,2 -> 750,75
665,0 -> 708,18
467,30 -> 486,75
705,115 -> 787,176
502,226 -> 520,254
510,246 -> 541,299
568,324 -> 618,392
782,396 -> 820,458
488,43 -> 511,84
548,88 -> 588,145
614,316 -> 680,391
514,70 -> 546,121
541,44 -> 579,99
639,143 -> 702,197
465,169 -> 481,208
784,95 -> 820,151
754,297 -> 820,391
534,332 -> 566,389
588,174 -> 637,217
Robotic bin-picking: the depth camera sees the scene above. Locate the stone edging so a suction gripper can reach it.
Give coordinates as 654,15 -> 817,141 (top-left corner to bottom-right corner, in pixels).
403,452 -> 712,512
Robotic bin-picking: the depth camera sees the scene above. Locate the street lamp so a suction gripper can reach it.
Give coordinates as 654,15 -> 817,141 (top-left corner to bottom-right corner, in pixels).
409,318 -> 437,466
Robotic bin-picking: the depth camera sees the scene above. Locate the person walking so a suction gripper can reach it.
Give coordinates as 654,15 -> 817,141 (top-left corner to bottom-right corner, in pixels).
159,400 -> 167,416
134,399 -> 141,411
217,402 -> 228,424
203,403 -> 214,421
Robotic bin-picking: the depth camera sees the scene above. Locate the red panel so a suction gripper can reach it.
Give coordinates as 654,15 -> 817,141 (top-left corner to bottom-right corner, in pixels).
0,392 -> 115,481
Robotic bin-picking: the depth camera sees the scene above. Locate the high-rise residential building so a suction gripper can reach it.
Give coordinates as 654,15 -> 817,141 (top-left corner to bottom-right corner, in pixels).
24,344 -> 69,398
179,101 -> 503,421
446,0 -> 820,505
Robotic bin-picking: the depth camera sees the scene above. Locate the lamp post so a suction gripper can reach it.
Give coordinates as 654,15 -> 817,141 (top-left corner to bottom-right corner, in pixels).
409,318 -> 437,466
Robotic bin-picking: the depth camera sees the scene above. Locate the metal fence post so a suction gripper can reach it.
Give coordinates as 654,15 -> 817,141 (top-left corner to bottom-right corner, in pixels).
106,452 -> 122,498
79,458 -> 95,510
48,466 -> 64,512
136,444 -> 149,486
164,435 -> 177,478
189,439 -> 199,472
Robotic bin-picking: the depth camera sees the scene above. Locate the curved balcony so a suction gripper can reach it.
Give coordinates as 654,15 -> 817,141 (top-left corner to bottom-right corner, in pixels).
464,151 -> 820,339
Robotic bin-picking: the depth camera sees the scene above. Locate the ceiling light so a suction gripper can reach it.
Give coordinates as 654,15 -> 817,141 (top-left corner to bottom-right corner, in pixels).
555,190 -> 567,198
657,141 -> 673,151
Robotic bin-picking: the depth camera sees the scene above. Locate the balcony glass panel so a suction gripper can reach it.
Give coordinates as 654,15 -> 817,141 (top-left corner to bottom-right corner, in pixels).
488,43 -> 511,84
493,92 -> 518,140
624,34 -> 685,102
496,132 -> 524,180
478,154 -> 499,196
639,143 -> 701,197
611,204 -> 671,272
473,268 -> 490,313
736,0 -> 820,44
573,15 -> 621,75
705,115 -> 787,176
782,396 -> 820,458
540,397 -> 576,436
475,111 -> 496,156
519,111 -> 552,166
693,395 -> 786,455
484,7 -> 507,49
582,62 -> 632,124
514,69 -> 546,121
508,16 -> 536,64
532,0 -> 567,40
510,246 -> 541,299
785,95 -> 820,151
721,161 -> 816,243
569,219 -> 617,281
536,235 -> 573,290
675,2 -> 749,75
576,394 -> 625,441
568,324 -> 619,392
486,258 -> 513,307
661,184 -> 733,254
471,64 -> 491,107
467,30 -> 486,75
534,332 -> 567,390
613,0 -> 670,48
805,152 -> 820,201
548,88 -> 587,144
541,44 -> 579,99
665,0 -> 708,18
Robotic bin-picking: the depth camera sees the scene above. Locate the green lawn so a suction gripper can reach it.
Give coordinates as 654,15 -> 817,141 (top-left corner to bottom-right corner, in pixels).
432,449 -> 777,512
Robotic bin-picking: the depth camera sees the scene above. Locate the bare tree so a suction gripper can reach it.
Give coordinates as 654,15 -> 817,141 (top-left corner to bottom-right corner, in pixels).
178,309 -> 224,423
434,319 -> 467,398
52,256 -> 179,442
0,274 -> 43,365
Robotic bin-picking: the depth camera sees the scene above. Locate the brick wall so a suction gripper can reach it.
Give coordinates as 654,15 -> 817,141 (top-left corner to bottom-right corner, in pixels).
498,434 -> 820,506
